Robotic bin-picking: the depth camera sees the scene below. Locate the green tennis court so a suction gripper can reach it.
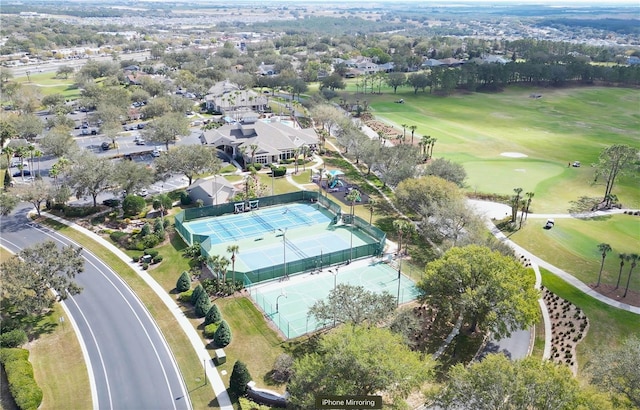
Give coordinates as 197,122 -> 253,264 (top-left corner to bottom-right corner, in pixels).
250,261 -> 420,339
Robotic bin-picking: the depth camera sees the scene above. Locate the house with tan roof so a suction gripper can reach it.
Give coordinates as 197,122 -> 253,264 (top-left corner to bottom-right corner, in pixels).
204,80 -> 268,113
199,116 -> 319,165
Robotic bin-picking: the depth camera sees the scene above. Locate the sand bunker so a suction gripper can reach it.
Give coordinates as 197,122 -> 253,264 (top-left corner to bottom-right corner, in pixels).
501,152 -> 528,158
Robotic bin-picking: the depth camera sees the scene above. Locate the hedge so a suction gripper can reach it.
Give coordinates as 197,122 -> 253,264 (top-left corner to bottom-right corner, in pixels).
0,348 -> 43,410
239,398 -> 271,410
0,329 -> 27,348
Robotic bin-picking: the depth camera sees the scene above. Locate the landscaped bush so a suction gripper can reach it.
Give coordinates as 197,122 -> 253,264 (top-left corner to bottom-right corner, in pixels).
122,194 -> 146,216
140,223 -> 151,236
109,231 -> 127,242
144,248 -> 159,258
62,205 -> 101,218
213,320 -> 232,348
132,255 -> 141,263
191,284 -> 205,305
203,323 -> 219,339
253,163 -> 262,171
176,271 -> 191,292
151,255 -> 163,264
142,263 -> 149,270
270,353 -> 293,383
238,398 -> 270,410
0,348 -> 43,410
178,289 -> 193,303
0,329 -> 27,348
205,304 -> 222,325
194,291 -> 212,318
179,191 -> 192,205
272,166 -> 287,177
229,360 -> 252,396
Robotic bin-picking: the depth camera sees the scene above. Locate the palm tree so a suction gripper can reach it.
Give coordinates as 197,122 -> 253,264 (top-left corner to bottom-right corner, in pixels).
249,143 -> 258,167
2,145 -> 15,167
428,137 -> 437,159
367,198 -> 377,225
409,125 -> 417,145
615,253 -> 627,289
623,253 -> 638,298
419,135 -> 430,161
400,124 -> 407,144
511,188 -> 523,222
227,244 -> 240,285
392,219 -> 414,257
218,256 -> 231,287
33,149 -> 43,177
293,147 -> 300,174
377,130 -> 386,147
524,192 -> 535,221
301,145 -> 309,172
596,243 -> 612,287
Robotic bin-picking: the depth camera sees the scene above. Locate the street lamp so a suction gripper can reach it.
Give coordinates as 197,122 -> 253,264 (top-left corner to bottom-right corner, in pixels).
276,291 -> 287,313
277,228 -> 287,280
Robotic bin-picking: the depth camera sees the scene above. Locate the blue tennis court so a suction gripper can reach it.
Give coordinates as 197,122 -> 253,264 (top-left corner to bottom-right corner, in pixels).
182,202 -> 331,245
250,261 -> 420,339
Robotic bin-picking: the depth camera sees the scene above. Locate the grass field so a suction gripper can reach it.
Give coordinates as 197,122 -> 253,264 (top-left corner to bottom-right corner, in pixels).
365,86 -> 640,212
510,214 -> 640,293
14,71 -> 81,99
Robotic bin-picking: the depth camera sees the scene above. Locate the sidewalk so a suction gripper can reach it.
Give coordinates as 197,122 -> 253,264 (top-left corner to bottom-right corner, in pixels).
43,212 -> 234,410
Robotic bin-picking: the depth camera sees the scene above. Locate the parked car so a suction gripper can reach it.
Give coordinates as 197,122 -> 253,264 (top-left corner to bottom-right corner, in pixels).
152,146 -> 163,157
13,169 -> 31,177
135,138 -> 145,145
101,142 -> 111,150
136,189 -> 148,197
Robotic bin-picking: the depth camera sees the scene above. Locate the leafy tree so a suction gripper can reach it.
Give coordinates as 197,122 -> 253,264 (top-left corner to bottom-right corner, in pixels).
407,72 -> 430,94
229,360 -> 252,396
176,271 -> 191,293
13,113 -> 43,140
394,175 -> 463,219
418,245 -> 539,338
39,126 -> 77,159
422,157 -> 467,187
308,283 -> 396,328
121,194 -> 146,217
594,144 -> 639,208
55,65 -> 74,79
371,144 -> 421,188
204,304 -> 222,325
41,93 -> 66,114
320,73 -> 346,91
287,325 -> 433,408
213,320 -> 232,347
17,178 -> 50,216
152,194 -> 172,216
0,191 -> 19,215
67,154 -> 114,207
386,72 -> 406,93
431,354 -> 604,410
271,353 -> 293,383
142,112 -> 189,150
587,335 -> 640,408
0,241 -> 83,317
153,145 -> 221,185
194,291 -> 212,318
112,160 -> 154,197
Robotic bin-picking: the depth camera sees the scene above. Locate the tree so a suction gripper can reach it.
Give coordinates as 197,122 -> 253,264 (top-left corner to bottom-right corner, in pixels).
408,124 -> 417,145
120,178 -> 148,207
422,157 -> 467,187
587,335 -> 640,408
0,192 -> 19,215
394,175 -> 463,220
190,284 -> 205,305
112,160 -> 154,197
67,154 -> 114,207
320,73 -> 345,91
511,187 -> 523,223
41,93 -> 66,114
142,112 -> 189,150
39,126 -> 78,158
287,325 -> 433,408
615,253 -> 627,289
371,145 -> 421,188
213,320 -> 232,347
55,65 -> 74,79
594,144 -> 639,208
307,284 -> 396,328
596,243 -> 612,287
176,271 -> 191,293
17,178 -> 50,216
431,354 -> 598,410
204,304 -> 222,325
407,72 -> 430,94
623,253 -> 638,298
153,145 -> 221,185
227,244 -> 239,284
194,291 -> 212,318
386,72 -> 406,93
152,194 -> 172,217
0,241 -> 83,317
229,360 -> 252,397
13,113 -> 43,140
417,245 -> 539,338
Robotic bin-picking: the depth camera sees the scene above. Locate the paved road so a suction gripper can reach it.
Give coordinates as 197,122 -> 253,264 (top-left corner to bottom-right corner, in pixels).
0,206 -> 191,410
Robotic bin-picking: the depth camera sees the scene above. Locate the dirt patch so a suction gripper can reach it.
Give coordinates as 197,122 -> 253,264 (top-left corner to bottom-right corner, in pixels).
542,287 -> 589,375
587,283 -> 640,308
364,120 -> 401,143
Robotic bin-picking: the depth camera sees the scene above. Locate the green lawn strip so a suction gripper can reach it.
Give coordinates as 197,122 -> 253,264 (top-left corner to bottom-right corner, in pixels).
29,303 -> 91,410
531,310 -> 545,360
540,268 -> 640,375
509,215 -> 640,293
39,220 -> 215,409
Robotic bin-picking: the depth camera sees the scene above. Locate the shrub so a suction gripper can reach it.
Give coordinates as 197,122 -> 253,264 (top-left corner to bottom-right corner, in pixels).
110,231 -> 127,243
151,255 -> 163,264
142,263 -> 149,270
122,195 -> 146,216
176,271 -> 191,292
144,248 -> 159,258
205,304 -> 222,325
62,205 -> 101,218
194,292 -> 212,318
203,323 -> 219,339
272,166 -> 287,177
191,284 -> 205,305
270,353 -> 293,383
0,348 -> 43,410
229,360 -> 252,396
252,163 -> 262,171
178,289 -> 194,303
0,329 -> 27,348
214,320 -> 232,348
179,191 -> 192,205
140,223 -> 151,236
238,397 -> 271,410
132,255 -> 141,263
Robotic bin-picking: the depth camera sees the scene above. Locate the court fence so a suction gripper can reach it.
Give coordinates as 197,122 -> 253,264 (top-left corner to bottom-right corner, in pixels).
250,288 -> 316,339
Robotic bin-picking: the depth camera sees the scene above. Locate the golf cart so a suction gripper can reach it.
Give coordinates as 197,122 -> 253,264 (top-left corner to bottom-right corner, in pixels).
544,219 -> 555,229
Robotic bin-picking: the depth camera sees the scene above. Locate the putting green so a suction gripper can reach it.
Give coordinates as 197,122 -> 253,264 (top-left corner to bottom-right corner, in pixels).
464,159 -> 565,196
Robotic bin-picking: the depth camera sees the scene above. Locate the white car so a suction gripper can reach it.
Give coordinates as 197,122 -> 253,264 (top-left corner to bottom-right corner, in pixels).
152,146 -> 163,157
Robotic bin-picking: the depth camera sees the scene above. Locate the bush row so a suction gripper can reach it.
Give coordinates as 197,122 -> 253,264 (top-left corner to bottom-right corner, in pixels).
0,348 -> 43,410
0,329 -> 27,348
50,204 -> 102,218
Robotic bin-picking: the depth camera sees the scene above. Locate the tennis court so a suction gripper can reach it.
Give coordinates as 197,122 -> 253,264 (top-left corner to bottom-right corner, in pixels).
250,260 -> 420,339
182,202 -> 331,245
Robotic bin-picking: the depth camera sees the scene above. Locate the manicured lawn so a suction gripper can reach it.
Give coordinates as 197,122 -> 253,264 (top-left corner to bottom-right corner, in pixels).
540,268 -> 640,375
367,87 -> 640,212
15,72 -> 80,99
510,214 -> 640,293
